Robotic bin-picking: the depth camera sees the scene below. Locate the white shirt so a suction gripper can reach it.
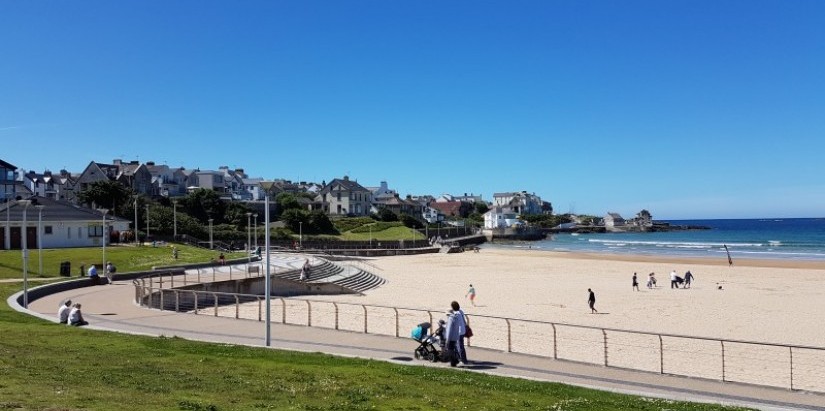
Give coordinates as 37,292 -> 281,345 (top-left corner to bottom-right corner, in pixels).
68,307 -> 82,324
58,305 -> 71,323
88,265 -> 98,277
670,271 -> 677,281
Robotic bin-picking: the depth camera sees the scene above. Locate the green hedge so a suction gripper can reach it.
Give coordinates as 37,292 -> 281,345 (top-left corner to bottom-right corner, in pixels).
332,217 -> 375,232
350,221 -> 403,233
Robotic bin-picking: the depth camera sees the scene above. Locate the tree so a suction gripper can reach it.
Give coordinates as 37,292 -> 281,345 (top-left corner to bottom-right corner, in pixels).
179,189 -> 226,224
376,207 -> 398,222
308,211 -> 336,234
275,193 -> 301,214
281,209 -> 309,233
474,202 -> 489,215
400,214 -> 423,229
76,180 -> 134,217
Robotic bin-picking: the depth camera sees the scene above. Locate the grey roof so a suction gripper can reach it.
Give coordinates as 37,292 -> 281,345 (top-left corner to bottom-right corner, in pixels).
0,196 -> 130,223
318,177 -> 371,195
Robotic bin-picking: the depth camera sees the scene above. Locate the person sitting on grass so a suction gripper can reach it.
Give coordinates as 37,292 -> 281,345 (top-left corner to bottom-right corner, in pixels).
58,300 -> 72,324
68,303 -> 89,327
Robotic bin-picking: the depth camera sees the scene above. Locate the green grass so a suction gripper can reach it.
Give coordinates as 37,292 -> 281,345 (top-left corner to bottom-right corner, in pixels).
0,283 -> 751,410
0,243 -> 224,279
339,225 -> 424,241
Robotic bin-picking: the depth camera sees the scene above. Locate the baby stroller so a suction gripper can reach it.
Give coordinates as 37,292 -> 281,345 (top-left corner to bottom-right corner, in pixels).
411,321 -> 444,362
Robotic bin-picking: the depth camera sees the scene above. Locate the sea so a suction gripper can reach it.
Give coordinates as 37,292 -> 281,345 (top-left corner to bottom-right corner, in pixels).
486,218 -> 825,262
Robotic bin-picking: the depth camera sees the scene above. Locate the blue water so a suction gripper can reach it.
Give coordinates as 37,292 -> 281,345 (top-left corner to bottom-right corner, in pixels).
488,218 -> 825,261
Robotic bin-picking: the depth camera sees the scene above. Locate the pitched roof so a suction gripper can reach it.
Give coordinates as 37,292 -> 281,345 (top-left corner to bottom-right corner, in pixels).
318,177 -> 371,195
0,196 -> 130,222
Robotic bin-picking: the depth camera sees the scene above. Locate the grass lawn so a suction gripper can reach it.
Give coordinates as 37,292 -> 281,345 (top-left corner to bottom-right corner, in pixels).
0,283 -> 751,410
338,225 -> 425,242
0,243 -> 225,279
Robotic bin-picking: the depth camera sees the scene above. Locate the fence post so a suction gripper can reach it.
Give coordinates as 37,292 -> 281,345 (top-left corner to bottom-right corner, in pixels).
170,273 -> 174,288
148,285 -> 153,308
789,347 -> 794,391
175,290 -> 180,312
307,301 -> 312,327
258,297 -> 262,322
393,308 -> 399,338
603,329 -> 608,367
197,268 -> 201,283
428,311 -> 433,327
235,295 -> 240,319
363,305 -> 368,334
333,302 -> 339,330
193,291 -> 198,314
721,341 -> 726,382
551,323 -> 557,359
213,293 -> 218,316
183,271 -> 187,286
659,335 -> 664,374
505,318 -> 512,352
212,267 -> 216,282
159,289 -> 164,311
280,298 -> 286,324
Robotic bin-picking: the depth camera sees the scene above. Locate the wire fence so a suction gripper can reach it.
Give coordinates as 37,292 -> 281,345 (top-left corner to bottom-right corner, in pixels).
133,281 -> 825,393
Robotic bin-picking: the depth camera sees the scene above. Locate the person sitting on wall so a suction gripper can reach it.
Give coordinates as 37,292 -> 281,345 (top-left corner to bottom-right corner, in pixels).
88,264 -> 100,285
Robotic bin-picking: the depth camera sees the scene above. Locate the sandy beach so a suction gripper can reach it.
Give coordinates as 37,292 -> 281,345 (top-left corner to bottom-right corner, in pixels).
297,249 -> 825,347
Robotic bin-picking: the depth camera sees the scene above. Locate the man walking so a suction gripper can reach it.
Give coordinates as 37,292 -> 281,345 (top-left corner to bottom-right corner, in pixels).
670,270 -> 678,289
588,288 -> 597,313
632,272 -> 639,291
684,271 -> 695,288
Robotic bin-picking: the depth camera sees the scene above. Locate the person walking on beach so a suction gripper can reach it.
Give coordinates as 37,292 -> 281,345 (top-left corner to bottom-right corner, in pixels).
670,270 -> 678,289
466,284 -> 476,306
684,271 -> 695,288
587,288 -> 597,313
632,272 -> 639,291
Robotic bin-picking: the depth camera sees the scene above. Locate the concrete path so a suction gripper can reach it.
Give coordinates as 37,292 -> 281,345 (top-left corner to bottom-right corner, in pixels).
18,279 -> 825,411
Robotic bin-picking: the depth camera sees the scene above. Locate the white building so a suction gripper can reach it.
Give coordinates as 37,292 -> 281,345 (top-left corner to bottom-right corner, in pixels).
492,191 -> 544,215
483,206 -> 522,229
1,197 -> 130,250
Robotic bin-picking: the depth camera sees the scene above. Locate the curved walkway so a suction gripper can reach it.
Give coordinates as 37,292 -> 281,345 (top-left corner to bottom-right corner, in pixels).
13,279 -> 825,411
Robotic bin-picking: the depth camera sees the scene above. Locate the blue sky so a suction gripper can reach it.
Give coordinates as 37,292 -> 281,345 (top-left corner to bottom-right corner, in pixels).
2,1 -> 824,219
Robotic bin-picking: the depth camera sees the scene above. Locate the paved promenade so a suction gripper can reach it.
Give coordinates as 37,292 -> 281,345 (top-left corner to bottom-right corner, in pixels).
15,278 -> 825,411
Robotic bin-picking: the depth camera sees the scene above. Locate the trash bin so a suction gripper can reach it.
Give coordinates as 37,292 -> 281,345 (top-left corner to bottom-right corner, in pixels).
59,261 -> 71,277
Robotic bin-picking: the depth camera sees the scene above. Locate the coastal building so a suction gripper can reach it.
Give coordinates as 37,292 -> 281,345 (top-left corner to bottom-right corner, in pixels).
0,196 -> 130,250
603,212 -> 626,231
241,178 -> 265,201
113,160 -> 153,196
75,161 -> 120,194
371,194 -> 422,218
492,191 -> 544,215
314,176 -> 372,216
422,206 -> 444,224
429,200 -> 473,218
367,181 -> 397,202
483,206 -> 521,229
0,159 -> 21,201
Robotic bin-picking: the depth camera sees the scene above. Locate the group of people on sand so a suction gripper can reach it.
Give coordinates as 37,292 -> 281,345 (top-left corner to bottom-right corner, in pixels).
57,300 -> 88,326
632,270 -> 695,291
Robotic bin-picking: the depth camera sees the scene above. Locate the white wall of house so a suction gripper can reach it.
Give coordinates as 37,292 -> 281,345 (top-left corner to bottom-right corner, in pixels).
483,208 -> 520,229
35,220 -> 131,248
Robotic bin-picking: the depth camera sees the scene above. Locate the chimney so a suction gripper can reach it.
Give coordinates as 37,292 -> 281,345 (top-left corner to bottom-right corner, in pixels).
343,176 -> 350,181
147,161 -> 155,166
113,159 -> 122,166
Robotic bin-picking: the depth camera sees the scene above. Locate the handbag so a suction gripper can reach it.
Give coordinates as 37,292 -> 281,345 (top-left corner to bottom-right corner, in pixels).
464,326 -> 473,338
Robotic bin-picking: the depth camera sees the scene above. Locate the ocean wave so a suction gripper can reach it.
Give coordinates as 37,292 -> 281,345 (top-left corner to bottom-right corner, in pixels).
588,239 -> 765,248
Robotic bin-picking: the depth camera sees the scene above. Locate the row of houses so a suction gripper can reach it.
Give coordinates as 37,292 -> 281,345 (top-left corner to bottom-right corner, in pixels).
2,158 -> 554,249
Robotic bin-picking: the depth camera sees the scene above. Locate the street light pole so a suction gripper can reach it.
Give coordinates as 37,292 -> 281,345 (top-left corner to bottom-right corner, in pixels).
37,205 -> 44,275
100,209 -> 108,277
253,213 -> 258,250
246,212 -> 252,264
134,197 -> 138,245
173,201 -> 178,240
208,218 -> 214,249
19,200 -> 31,308
264,195 -> 271,346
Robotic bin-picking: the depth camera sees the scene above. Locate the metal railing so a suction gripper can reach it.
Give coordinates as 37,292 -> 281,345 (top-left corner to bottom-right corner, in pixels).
132,282 -> 825,393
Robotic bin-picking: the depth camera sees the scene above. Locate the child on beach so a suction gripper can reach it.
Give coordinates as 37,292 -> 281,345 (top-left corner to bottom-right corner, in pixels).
466,284 -> 476,306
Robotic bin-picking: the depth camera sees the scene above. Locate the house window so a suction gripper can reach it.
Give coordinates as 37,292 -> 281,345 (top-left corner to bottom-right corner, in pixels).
88,225 -> 104,237
68,227 -> 71,239
337,193 -> 341,201
44,226 -> 53,235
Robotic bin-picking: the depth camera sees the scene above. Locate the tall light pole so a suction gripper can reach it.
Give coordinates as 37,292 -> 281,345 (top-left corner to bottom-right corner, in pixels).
253,213 -> 258,250
36,205 -> 44,275
173,201 -> 178,240
4,192 -> 12,250
100,208 -> 108,277
246,212 -> 252,264
264,195 -> 271,346
133,197 -> 139,245
299,221 -> 302,248
19,199 -> 31,308
208,218 -> 214,249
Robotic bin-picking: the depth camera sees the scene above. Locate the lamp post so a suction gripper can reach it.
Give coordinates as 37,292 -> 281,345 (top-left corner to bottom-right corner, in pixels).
173,201 -> 178,240
208,218 -> 214,249
133,197 -> 139,245
264,195 -> 271,346
299,221 -> 302,248
19,200 -> 31,308
4,192 -> 12,250
253,213 -> 258,250
36,205 -> 44,275
99,208 -> 108,279
246,212 -> 252,264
